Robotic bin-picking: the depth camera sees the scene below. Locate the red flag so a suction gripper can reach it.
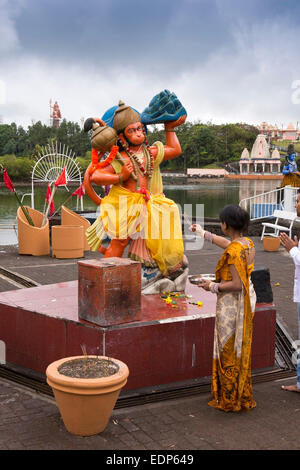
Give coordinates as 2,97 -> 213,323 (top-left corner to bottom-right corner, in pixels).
72,183 -> 85,198
54,167 -> 67,187
46,185 -> 55,215
3,169 -> 15,192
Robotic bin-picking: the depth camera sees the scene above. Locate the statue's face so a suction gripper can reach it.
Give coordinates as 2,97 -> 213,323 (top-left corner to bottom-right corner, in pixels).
124,122 -> 145,147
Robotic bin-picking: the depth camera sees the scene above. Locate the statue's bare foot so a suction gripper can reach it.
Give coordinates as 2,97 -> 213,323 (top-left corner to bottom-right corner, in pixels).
281,384 -> 300,392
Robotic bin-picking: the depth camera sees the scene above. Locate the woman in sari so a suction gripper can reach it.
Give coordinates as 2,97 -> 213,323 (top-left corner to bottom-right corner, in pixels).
190,205 -> 257,412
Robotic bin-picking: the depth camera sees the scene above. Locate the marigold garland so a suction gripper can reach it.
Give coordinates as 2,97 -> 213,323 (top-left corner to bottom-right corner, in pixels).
89,146 -> 119,175
117,128 -> 154,179
124,144 -> 154,178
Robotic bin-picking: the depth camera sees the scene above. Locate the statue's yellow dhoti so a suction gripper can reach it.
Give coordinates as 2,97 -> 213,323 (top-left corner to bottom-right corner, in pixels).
86,184 -> 184,276
86,142 -> 184,276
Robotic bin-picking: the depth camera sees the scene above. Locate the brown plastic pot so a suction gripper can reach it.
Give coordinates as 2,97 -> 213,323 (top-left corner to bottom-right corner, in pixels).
17,206 -> 50,256
263,236 -> 280,252
61,205 -> 91,251
51,225 -> 84,258
46,355 -> 129,436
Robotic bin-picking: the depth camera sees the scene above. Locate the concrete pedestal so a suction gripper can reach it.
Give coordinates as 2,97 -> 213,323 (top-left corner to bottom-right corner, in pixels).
0,281 -> 276,391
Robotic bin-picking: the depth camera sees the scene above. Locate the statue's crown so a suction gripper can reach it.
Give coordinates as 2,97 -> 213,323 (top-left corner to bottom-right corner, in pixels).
113,100 -> 141,134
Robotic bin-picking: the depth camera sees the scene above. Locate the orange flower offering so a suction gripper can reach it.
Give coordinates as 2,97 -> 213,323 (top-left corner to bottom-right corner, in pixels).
89,146 -> 119,175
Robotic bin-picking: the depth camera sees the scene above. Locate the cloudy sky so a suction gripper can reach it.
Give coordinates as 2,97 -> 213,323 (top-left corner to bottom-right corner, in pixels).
1,0 -> 300,129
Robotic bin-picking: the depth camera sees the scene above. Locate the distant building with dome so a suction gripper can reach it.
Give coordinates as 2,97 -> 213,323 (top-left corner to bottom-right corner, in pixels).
239,134 -> 281,175
258,121 -> 300,141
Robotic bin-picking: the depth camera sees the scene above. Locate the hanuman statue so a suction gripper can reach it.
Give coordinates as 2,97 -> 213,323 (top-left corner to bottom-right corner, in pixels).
84,90 -> 188,293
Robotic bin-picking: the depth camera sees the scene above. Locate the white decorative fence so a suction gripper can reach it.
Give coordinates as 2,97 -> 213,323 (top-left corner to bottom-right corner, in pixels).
239,185 -> 298,220
21,142 -> 83,211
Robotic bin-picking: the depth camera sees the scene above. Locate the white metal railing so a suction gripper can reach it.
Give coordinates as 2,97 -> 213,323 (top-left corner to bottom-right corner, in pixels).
20,193 -> 32,204
0,224 -> 17,229
0,221 -> 17,241
239,185 -> 298,220
0,222 -> 18,246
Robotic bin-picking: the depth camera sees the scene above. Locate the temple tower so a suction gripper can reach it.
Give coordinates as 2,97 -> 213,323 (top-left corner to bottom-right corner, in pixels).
239,134 -> 281,174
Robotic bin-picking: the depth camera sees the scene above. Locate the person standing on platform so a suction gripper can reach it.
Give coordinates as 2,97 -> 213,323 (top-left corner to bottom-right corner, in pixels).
280,189 -> 300,394
189,205 -> 257,412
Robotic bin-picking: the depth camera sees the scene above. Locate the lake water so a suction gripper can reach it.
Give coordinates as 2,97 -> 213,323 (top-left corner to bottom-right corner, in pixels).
0,178 -> 281,245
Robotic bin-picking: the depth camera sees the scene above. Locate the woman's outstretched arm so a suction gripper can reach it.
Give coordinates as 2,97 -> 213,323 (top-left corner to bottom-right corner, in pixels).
189,224 -> 230,249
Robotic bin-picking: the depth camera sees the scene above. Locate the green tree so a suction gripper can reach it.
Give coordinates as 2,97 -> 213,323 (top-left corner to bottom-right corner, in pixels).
3,138 -> 17,154
0,118 -> 259,173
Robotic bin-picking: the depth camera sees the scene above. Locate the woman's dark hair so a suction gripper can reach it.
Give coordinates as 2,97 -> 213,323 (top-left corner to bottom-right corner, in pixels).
219,205 -> 250,232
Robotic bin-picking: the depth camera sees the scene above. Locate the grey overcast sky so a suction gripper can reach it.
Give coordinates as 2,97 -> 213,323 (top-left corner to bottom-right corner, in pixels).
1,0 -> 300,129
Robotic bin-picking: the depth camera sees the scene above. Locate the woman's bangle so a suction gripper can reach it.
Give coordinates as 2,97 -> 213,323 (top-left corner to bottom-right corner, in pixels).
118,174 -> 123,184
165,129 -> 176,132
204,231 -> 214,243
209,282 -> 220,294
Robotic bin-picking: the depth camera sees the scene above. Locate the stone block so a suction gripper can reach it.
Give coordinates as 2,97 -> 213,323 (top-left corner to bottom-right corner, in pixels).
78,257 -> 141,326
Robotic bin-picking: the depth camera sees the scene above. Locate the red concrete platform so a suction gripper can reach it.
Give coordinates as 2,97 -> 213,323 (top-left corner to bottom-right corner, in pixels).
0,281 -> 276,390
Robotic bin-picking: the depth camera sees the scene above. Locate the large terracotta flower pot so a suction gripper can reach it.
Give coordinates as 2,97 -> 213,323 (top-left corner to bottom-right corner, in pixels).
17,206 -> 50,256
61,205 -> 91,251
263,236 -> 280,252
46,355 -> 129,436
51,225 -> 84,258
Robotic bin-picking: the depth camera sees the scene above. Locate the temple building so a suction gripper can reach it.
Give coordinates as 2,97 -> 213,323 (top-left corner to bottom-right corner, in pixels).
258,121 -> 300,141
239,134 -> 281,174
281,122 -> 300,141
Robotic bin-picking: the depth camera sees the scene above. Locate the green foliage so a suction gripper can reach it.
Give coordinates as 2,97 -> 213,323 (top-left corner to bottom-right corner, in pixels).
272,140 -> 300,153
0,154 -> 34,181
76,157 -> 90,174
148,121 -> 259,170
0,119 -> 259,174
0,120 -> 91,159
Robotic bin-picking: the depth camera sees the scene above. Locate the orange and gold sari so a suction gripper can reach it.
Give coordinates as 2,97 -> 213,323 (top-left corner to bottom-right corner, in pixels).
209,238 -> 257,412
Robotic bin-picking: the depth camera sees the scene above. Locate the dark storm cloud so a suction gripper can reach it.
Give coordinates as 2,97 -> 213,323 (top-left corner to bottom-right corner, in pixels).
12,0 -> 300,75
14,0 -> 300,58
14,0 -> 236,69
2,0 -> 300,127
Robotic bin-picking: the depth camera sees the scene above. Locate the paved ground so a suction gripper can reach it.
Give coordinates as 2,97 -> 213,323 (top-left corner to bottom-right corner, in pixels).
0,237 -> 299,451
0,374 -> 299,451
